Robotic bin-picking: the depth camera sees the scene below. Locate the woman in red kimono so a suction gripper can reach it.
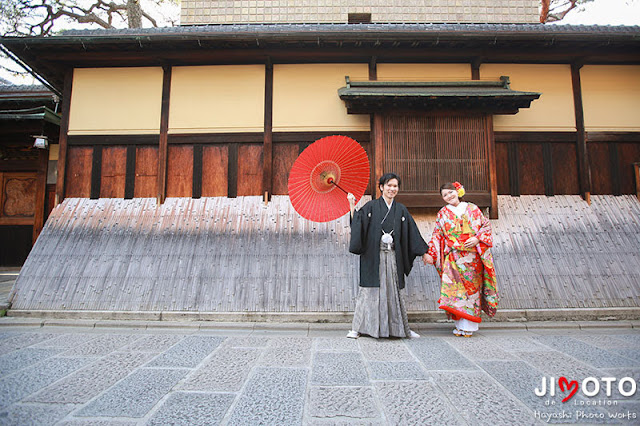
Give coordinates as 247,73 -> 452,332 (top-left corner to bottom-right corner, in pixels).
425,182 -> 498,337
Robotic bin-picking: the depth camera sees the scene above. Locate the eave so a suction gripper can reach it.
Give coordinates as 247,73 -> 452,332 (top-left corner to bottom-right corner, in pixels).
1,23 -> 639,92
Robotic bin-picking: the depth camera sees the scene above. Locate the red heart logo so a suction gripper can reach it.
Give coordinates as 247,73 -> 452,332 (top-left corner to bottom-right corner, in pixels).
558,376 -> 579,402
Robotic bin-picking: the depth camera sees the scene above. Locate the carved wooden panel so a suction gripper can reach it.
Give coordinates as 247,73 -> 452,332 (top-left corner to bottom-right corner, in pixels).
0,173 -> 37,218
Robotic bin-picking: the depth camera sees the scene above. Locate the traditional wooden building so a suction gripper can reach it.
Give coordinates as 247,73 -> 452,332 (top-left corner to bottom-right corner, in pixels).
0,84 -> 59,266
1,1 -> 639,319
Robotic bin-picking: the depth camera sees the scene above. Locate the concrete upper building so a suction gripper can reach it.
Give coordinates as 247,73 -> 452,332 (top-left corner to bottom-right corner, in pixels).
180,0 -> 540,25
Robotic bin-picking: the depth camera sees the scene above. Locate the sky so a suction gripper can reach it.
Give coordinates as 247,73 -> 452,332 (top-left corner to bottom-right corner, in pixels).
1,0 -> 639,85
554,0 -> 640,25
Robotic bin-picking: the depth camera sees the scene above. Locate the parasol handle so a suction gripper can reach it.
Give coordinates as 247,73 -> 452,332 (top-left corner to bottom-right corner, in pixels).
327,177 -> 348,194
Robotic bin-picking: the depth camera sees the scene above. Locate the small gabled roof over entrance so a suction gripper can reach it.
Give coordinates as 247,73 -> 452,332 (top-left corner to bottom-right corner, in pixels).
338,76 -> 541,114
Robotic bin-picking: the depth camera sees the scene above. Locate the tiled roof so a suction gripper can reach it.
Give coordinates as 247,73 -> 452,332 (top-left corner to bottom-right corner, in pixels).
55,23 -> 640,38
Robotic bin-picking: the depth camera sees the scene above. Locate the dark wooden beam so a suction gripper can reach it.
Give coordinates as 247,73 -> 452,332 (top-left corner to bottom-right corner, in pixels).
55,69 -> 73,205
508,142 -> 520,197
192,144 -> 203,199
585,132 -> 640,143
32,148 -> 48,243
124,145 -> 136,199
90,145 -> 102,199
68,134 -> 159,145
262,60 -> 274,201
485,115 -> 499,219
471,57 -> 482,80
494,131 -> 576,143
369,57 -> 377,195
0,161 -> 40,172
373,113 -> 384,199
228,143 -> 238,198
571,62 -> 591,203
542,142 -> 554,196
274,131 -> 370,143
157,65 -> 172,204
169,133 -> 264,144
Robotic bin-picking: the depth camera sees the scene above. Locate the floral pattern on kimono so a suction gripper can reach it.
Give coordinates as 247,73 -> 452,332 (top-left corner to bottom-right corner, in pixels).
428,203 -> 498,322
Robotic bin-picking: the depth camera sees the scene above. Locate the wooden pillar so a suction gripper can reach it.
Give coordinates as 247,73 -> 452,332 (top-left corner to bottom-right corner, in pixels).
157,65 -> 172,205
262,60 -> 273,202
373,113 -> 384,199
542,142 -> 554,196
369,57 -> 378,196
634,162 -> 640,202
571,62 -> 591,203
471,58 -> 482,81
32,148 -> 48,243
485,115 -> 499,219
124,145 -> 136,199
507,142 -> 520,197
55,69 -> 73,206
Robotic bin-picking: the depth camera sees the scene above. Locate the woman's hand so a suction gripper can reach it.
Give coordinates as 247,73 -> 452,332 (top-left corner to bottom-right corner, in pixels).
347,193 -> 356,207
422,253 -> 434,265
347,193 -> 357,218
463,236 -> 480,249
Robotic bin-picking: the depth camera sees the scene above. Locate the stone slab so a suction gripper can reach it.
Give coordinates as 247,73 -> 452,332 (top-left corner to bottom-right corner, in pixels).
0,402 -> 75,426
57,420 -> 136,426
357,339 -> 413,361
26,352 -> 154,403
0,333 -> 57,356
63,334 -> 142,357
0,347 -> 62,377
222,336 -> 270,348
432,371 -> 538,425
311,352 -> 369,386
120,334 -> 186,352
367,361 -> 428,380
532,336 -> 638,368
513,351 -> 605,387
375,381 -> 463,425
313,337 -> 359,352
146,392 -> 235,426
478,359 -> 611,419
444,335 -> 517,360
406,337 -> 477,370
76,368 -> 188,418
179,347 -> 261,392
145,335 -> 224,368
0,356 -> 90,409
307,386 -> 379,420
226,367 -> 307,425
33,333 -> 97,349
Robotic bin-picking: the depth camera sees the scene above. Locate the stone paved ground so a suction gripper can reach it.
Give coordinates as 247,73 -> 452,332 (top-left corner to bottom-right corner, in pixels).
0,320 -> 638,425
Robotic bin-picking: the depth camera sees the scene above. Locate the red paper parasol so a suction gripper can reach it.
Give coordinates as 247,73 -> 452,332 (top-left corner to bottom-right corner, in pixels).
288,135 -> 370,222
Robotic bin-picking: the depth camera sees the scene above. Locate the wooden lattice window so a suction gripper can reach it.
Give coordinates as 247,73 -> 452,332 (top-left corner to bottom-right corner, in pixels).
382,114 -> 490,193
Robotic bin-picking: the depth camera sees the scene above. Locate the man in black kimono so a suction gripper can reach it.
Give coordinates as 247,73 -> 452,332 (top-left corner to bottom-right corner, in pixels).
346,173 -> 429,339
